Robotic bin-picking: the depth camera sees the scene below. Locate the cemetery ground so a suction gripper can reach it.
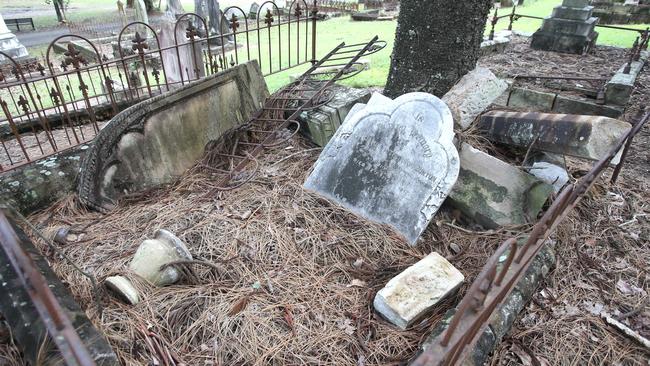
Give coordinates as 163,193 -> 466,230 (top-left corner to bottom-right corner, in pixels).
1,1 -> 649,365
1,34 -> 649,365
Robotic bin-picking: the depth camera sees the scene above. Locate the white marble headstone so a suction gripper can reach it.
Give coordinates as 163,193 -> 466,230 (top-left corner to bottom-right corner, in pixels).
304,92 -> 459,245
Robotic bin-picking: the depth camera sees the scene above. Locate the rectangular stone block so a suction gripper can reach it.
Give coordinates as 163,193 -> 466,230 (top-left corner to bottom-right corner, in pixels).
605,60 -> 644,106
507,88 -> 556,111
562,0 -> 590,8
447,143 -> 553,228
541,17 -> 598,37
477,111 -> 631,161
552,5 -> 594,20
298,85 -> 370,146
552,95 -> 623,118
373,252 -> 464,329
442,66 -> 509,130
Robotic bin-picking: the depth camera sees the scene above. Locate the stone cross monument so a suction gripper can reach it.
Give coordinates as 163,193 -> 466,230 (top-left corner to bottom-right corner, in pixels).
530,0 -> 599,54
0,13 -> 29,61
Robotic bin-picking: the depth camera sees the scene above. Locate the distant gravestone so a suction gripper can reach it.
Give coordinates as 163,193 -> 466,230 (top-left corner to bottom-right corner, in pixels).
304,93 -> 459,245
249,2 -> 260,19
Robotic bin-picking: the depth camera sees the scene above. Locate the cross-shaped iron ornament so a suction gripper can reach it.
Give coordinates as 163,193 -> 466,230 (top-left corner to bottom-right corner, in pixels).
131,32 -> 149,55
230,13 -> 239,33
49,88 -> 60,105
294,4 -> 302,18
63,43 -> 86,70
186,23 -> 199,41
17,95 -> 30,114
265,9 -> 274,27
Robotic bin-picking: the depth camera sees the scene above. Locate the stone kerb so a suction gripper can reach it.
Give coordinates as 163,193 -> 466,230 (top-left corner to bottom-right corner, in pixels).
304,92 -> 459,245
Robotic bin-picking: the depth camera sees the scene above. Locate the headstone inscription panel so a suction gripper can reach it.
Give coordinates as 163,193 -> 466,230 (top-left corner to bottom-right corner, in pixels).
304,93 -> 459,245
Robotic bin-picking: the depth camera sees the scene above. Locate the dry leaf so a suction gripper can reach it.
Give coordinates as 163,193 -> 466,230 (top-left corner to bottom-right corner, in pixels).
228,296 -> 249,316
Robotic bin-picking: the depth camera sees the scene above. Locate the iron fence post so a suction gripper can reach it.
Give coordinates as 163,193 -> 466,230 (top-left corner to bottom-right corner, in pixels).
311,0 -> 318,65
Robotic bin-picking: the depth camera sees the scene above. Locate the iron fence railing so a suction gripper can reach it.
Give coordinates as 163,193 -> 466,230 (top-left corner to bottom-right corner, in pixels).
0,0 -> 319,173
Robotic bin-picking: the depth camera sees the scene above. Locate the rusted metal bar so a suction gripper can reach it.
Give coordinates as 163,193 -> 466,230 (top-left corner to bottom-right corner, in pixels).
512,74 -> 608,81
204,36 -> 385,193
0,211 -> 97,366
413,107 -> 650,366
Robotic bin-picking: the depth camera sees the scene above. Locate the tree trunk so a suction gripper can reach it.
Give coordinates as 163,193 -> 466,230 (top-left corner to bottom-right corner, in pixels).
384,0 -> 493,98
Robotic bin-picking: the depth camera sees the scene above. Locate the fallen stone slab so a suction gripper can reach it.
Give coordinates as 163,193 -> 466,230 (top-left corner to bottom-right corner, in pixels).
477,110 -> 632,162
448,143 -> 554,228
78,61 -> 269,212
373,252 -> 464,330
304,92 -> 458,244
442,66 -> 509,130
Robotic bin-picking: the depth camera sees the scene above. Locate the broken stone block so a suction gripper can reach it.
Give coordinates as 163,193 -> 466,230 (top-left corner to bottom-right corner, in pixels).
477,111 -> 631,161
605,54 -> 647,106
442,67 -> 509,130
507,87 -> 556,111
528,162 -> 569,193
304,92 -> 458,244
298,85 -> 371,146
448,143 -> 554,228
373,252 -> 464,329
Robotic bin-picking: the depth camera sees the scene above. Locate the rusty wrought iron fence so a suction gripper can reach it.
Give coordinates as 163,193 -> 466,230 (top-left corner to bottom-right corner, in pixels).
0,0 -> 319,173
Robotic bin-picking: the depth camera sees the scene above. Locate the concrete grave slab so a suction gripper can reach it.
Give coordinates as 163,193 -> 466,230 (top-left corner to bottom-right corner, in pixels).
448,143 -> 554,228
78,61 -> 268,212
442,67 -> 509,130
477,111 -> 631,162
304,92 -> 458,244
373,252 -> 464,329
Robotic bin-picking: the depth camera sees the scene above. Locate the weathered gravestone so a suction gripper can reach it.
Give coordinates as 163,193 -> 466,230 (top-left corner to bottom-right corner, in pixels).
304,93 -> 459,245
249,3 -> 260,19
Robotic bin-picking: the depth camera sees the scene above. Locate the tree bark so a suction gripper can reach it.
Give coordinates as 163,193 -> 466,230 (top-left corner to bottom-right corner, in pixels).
384,0 -> 493,98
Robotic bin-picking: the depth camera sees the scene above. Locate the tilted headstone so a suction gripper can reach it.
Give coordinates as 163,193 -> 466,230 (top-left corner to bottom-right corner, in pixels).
134,0 -> 149,35
304,93 -> 459,245
249,2 -> 260,19
207,0 -> 221,34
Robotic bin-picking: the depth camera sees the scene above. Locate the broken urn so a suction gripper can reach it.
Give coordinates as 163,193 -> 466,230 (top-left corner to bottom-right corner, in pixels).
104,229 -> 192,304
